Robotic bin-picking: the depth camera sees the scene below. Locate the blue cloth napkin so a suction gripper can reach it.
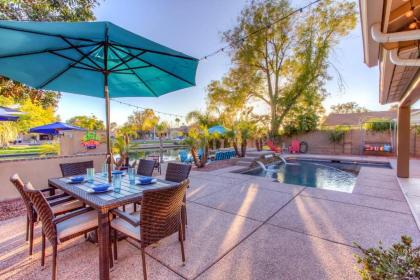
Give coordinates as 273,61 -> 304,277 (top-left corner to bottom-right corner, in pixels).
70,176 -> 84,183
139,176 -> 153,184
91,183 -> 110,192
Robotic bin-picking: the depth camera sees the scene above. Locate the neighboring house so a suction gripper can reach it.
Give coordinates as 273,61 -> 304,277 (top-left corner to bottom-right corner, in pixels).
322,111 -> 398,128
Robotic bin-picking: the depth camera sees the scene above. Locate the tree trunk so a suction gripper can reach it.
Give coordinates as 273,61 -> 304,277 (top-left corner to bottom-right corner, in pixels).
240,139 -> 247,157
191,147 -> 201,168
232,140 -> 240,157
159,137 -> 163,163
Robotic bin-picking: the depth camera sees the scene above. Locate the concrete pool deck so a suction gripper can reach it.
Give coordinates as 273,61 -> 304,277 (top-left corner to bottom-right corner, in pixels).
1,158 -> 420,279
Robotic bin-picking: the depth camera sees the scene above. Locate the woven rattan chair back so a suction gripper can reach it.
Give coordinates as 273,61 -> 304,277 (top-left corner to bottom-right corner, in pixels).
140,179 -> 188,246
137,159 -> 155,177
59,161 -> 93,177
23,183 -> 57,245
165,162 -> 192,183
10,174 -> 33,217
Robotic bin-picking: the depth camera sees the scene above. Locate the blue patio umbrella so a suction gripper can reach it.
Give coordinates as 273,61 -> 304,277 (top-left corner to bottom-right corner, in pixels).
0,20 -> 198,180
0,115 -> 19,121
29,121 -> 84,135
208,125 -> 227,135
0,106 -> 22,121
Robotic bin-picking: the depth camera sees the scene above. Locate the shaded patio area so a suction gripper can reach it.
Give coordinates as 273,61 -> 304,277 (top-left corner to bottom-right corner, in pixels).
1,162 -> 419,280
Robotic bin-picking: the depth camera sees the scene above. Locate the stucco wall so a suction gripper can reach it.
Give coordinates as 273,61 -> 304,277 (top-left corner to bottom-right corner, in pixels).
277,129 -> 415,156
0,153 -> 106,202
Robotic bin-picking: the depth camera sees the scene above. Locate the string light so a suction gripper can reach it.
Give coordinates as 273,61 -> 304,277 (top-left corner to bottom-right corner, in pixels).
111,0 -> 324,115
111,99 -> 186,118
198,0 -> 323,61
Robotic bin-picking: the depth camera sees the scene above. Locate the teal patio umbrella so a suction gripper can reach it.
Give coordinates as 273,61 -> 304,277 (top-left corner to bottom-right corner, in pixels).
0,21 -> 198,181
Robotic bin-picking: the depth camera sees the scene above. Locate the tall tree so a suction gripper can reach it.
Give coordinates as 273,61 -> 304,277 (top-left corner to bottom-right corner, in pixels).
330,102 -> 369,114
67,115 -> 105,130
0,0 -> 100,109
126,109 -> 159,138
214,0 -> 356,137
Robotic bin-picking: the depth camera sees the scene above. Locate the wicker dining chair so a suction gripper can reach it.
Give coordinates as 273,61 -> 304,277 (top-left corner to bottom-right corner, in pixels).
136,159 -> 155,176
110,180 -> 189,280
59,161 -> 94,177
22,181 -> 98,280
165,163 -> 192,240
10,174 -> 84,255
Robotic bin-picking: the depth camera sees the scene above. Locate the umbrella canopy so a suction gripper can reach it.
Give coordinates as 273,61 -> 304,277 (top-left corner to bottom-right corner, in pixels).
208,125 -> 228,135
0,20 -> 198,181
0,115 -> 19,121
29,121 -> 84,135
0,106 -> 23,122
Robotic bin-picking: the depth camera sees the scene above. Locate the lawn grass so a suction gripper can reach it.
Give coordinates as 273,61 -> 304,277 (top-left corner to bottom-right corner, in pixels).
0,144 -> 59,156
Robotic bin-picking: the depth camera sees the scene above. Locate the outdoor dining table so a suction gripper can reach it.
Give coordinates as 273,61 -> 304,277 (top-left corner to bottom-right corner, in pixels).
48,173 -> 178,280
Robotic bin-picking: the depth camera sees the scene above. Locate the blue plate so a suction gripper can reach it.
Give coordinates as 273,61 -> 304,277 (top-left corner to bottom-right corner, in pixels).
137,178 -> 157,185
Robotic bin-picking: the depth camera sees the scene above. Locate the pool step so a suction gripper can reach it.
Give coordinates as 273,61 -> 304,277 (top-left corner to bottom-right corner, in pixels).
236,160 -> 253,167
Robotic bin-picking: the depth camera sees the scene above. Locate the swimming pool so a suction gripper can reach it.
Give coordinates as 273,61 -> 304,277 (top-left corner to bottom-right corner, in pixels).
241,158 -> 392,193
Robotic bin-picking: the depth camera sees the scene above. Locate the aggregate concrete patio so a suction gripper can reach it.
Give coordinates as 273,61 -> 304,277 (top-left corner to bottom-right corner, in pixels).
1,161 -> 419,280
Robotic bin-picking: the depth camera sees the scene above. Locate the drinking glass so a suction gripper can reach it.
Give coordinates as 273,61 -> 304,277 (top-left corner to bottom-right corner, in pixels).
86,168 -> 95,183
113,173 -> 122,193
102,163 -> 109,177
128,167 -> 136,185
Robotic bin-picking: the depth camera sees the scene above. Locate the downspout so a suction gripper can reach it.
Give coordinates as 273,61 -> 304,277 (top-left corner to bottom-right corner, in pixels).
371,23 -> 420,66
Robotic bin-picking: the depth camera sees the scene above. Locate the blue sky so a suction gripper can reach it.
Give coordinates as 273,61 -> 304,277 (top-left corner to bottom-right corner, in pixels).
57,0 -> 391,126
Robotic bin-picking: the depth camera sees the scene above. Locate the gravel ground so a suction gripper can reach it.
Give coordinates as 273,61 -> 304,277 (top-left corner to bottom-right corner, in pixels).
0,199 -> 25,221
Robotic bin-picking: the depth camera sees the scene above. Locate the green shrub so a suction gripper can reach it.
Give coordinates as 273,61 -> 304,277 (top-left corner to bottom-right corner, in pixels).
354,236 -> 420,280
327,126 -> 348,143
364,118 -> 395,133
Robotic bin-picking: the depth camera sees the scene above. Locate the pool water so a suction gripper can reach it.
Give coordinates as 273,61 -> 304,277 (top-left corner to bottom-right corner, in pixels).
242,158 -> 391,193
128,148 -> 183,162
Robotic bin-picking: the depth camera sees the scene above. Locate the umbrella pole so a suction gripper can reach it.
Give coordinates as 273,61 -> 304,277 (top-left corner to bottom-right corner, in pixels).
105,73 -> 112,183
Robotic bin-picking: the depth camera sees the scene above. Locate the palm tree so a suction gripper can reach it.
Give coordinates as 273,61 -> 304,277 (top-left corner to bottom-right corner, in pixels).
155,121 -> 169,163
175,117 -> 180,128
184,110 -> 217,166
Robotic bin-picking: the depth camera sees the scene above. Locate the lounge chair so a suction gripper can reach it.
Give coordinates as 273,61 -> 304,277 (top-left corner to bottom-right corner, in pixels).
267,140 -> 281,153
289,140 -> 300,153
10,174 -> 84,255
179,149 -> 192,163
110,180 -> 188,280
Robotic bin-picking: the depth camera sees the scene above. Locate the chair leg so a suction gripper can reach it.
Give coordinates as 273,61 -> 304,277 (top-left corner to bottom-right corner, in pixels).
179,227 -> 186,263
134,203 -> 137,212
52,244 -> 57,280
25,216 -> 29,242
108,228 -> 113,268
41,232 -> 46,266
113,229 -> 118,261
141,247 -> 147,280
122,205 -> 126,212
29,219 -> 34,255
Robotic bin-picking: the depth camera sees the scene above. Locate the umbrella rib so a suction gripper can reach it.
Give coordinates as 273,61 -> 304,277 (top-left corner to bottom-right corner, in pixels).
111,65 -> 152,74
110,42 -> 198,61
109,46 -> 159,97
108,51 -> 146,72
38,44 -> 103,89
0,43 -> 99,59
48,50 -> 102,71
112,44 -> 195,86
60,36 -> 103,70
0,24 -> 99,43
